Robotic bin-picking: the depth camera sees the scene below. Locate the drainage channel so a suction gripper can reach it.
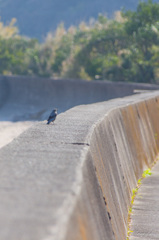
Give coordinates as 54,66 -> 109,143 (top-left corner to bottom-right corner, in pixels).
129,160 -> 159,240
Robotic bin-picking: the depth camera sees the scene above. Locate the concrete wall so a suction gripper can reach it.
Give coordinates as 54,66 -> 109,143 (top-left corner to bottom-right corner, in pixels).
0,81 -> 159,240
0,75 -> 159,121
64,93 -> 159,240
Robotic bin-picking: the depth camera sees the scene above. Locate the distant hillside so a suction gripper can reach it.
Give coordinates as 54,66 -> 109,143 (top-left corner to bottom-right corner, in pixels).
0,0 -> 151,40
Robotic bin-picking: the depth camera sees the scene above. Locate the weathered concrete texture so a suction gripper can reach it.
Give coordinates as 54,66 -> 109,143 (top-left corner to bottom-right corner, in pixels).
70,94 -> 159,240
130,161 -> 159,240
0,91 -> 159,240
0,75 -> 159,121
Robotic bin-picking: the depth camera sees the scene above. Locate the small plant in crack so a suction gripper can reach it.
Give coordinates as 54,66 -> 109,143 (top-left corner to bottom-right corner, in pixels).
142,168 -> 152,178
127,168 -> 152,240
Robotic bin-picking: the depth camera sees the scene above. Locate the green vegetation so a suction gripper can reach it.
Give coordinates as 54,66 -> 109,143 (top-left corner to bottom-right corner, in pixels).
1,0 -> 159,83
127,167 -> 152,239
142,168 -> 152,177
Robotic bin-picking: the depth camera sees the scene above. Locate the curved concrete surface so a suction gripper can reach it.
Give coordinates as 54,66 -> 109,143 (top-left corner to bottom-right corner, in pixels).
1,76 -> 159,240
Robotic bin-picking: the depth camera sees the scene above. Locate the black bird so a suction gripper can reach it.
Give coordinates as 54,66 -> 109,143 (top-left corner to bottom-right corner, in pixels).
47,109 -> 57,124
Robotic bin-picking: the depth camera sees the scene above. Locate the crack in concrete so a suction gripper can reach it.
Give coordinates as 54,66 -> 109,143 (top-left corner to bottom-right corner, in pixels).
50,141 -> 90,146
71,142 -> 90,146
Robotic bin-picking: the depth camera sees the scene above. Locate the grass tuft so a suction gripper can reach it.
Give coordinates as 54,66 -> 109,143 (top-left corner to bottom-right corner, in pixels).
126,166 -> 154,239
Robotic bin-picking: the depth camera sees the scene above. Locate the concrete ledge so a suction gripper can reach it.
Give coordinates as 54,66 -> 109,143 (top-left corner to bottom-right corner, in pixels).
65,93 -> 159,240
0,91 -> 159,240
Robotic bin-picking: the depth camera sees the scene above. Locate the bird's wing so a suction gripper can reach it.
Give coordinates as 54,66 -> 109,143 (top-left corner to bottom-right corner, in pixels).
50,111 -> 56,117
47,111 -> 57,121
47,116 -> 51,121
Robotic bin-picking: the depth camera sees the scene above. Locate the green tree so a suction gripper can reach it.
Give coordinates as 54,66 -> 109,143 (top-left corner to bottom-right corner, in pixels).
122,0 -> 159,83
0,38 -> 38,75
64,15 -> 127,81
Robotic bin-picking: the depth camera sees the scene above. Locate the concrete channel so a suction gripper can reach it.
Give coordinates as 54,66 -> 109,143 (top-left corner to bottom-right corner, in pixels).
0,75 -> 159,240
130,156 -> 159,240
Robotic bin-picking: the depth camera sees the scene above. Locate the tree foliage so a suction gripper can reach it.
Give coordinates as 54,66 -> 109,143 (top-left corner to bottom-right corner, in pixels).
1,0 -> 159,83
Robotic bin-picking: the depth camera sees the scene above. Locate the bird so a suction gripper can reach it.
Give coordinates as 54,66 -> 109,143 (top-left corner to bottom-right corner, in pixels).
47,109 -> 57,124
